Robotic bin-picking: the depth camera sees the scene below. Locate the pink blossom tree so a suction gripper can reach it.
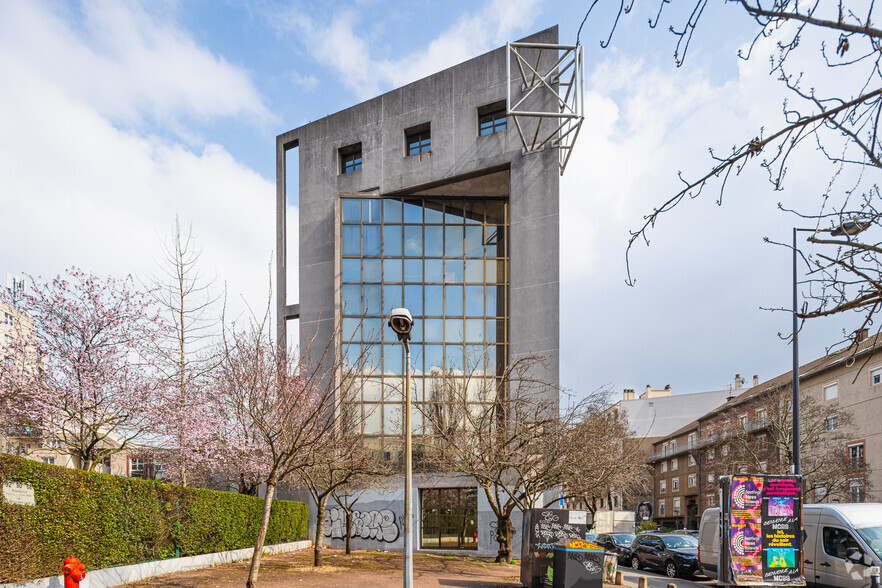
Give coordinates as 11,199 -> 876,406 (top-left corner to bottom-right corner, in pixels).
0,268 -> 165,471
213,314 -> 350,588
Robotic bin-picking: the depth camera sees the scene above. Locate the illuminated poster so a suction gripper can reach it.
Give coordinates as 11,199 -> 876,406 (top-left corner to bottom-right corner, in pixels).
720,475 -> 804,586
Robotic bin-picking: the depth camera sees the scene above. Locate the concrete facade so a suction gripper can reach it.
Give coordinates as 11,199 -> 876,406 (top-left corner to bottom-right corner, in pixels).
275,28 -> 562,557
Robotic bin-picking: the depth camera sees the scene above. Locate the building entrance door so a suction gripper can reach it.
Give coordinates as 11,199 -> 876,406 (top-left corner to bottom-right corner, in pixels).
420,487 -> 478,550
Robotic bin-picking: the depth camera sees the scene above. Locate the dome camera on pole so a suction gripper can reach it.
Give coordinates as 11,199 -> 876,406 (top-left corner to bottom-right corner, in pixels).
389,308 -> 413,341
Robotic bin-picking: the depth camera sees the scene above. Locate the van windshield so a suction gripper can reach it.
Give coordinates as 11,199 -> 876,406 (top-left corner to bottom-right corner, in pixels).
856,527 -> 882,560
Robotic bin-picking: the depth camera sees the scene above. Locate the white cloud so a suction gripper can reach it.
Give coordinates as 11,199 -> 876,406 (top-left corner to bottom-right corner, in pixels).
1,1 -> 272,128
0,1 -> 279,324
277,0 -> 543,100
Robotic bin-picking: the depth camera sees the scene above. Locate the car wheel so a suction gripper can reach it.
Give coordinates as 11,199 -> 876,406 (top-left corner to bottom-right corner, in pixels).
665,561 -> 678,578
631,555 -> 641,570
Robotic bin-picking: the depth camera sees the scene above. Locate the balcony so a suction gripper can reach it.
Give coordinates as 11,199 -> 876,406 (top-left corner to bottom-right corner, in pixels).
647,421 -> 770,462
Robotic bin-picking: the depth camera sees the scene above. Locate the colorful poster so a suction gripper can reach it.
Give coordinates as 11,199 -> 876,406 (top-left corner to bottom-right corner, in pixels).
720,475 -> 805,586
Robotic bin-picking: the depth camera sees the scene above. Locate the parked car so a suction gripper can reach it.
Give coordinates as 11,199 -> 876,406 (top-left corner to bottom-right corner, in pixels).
630,532 -> 700,578
595,533 -> 636,565
698,503 -> 882,588
671,529 -> 699,537
586,532 -> 597,543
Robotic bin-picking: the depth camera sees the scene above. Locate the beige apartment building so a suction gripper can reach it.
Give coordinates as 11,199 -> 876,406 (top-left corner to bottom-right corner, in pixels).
649,335 -> 880,529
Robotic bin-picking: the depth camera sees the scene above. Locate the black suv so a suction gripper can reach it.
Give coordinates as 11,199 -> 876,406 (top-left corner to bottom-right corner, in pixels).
630,533 -> 700,578
594,533 -> 636,565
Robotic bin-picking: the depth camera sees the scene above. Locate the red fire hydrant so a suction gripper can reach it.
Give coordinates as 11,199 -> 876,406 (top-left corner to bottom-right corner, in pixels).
63,557 -> 86,588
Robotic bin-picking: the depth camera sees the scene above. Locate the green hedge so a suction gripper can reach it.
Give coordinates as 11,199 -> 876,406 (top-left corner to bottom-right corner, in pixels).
0,454 -> 308,583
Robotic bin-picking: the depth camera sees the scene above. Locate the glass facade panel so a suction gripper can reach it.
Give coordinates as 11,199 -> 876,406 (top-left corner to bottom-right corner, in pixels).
339,195 -> 508,459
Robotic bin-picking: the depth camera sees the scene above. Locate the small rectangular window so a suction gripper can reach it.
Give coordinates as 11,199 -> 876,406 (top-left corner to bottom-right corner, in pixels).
658,500 -> 665,517
739,415 -> 748,429
672,477 -> 679,491
708,473 -> 715,484
672,458 -> 678,470
689,454 -> 696,466
405,123 -> 431,156
707,494 -> 715,507
3,312 -> 13,325
660,480 -> 667,493
478,101 -> 507,136
661,461 -> 667,472
871,366 -> 882,385
673,497 -> 681,515
825,414 -> 839,432
339,143 -> 362,174
688,474 -> 696,487
756,408 -> 767,425
824,382 -> 838,400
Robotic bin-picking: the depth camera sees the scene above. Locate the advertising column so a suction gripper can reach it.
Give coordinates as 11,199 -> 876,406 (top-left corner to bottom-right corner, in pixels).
720,475 -> 804,587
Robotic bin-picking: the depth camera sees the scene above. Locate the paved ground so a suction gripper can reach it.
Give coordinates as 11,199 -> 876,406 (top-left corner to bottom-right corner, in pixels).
619,566 -> 717,588
122,548 -> 525,588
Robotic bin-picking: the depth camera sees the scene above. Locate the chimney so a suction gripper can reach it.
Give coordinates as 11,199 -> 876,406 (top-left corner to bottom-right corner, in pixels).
664,384 -> 671,390
623,389 -> 635,401
753,374 -> 759,386
734,374 -> 742,389
856,328 -> 869,343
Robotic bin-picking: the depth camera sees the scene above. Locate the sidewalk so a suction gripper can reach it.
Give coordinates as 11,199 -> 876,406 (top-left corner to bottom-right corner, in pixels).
122,547 -> 523,588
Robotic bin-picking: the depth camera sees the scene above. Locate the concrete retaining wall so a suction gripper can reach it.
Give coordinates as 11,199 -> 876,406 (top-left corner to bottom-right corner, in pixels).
1,540 -> 312,588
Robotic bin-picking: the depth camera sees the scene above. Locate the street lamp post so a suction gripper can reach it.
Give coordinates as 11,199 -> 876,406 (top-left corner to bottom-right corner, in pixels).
791,221 -> 866,475
388,308 -> 414,588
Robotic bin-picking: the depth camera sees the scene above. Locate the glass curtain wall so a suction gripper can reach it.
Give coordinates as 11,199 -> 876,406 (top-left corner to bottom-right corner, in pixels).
340,195 -> 509,462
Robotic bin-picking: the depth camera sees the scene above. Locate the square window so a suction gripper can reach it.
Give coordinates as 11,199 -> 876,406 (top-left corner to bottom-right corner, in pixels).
824,382 -> 838,400
872,366 -> 882,386
478,101 -> 507,136
339,143 -> 362,174
405,123 -> 431,156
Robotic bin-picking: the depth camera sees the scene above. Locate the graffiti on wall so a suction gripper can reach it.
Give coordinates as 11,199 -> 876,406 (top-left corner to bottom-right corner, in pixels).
324,508 -> 400,543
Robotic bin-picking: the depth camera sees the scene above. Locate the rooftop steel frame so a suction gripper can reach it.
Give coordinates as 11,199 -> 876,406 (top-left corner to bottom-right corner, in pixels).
506,41 -> 584,175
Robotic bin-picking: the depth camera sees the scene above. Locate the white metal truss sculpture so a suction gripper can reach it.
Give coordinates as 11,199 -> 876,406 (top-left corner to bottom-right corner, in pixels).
506,41 -> 584,175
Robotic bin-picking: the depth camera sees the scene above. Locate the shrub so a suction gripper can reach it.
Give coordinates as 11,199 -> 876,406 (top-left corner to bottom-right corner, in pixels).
0,454 -> 308,583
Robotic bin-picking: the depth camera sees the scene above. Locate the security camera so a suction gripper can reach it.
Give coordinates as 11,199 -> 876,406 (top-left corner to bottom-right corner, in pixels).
388,307 -> 413,340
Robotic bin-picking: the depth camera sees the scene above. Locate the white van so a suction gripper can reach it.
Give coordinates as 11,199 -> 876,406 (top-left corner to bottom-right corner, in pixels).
699,504 -> 882,588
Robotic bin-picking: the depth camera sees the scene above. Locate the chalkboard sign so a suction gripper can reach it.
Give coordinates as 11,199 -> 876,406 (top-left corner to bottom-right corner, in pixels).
720,475 -> 805,586
520,509 -> 589,587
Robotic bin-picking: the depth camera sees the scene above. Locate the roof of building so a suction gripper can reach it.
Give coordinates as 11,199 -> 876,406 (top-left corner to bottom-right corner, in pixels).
698,334 -> 882,422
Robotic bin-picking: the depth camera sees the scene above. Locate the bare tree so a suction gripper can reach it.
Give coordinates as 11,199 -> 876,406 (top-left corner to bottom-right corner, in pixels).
147,217 -> 220,487
213,311 -> 349,588
416,354 -> 611,563
579,1 -> 882,336
296,416 -> 392,567
559,403 -> 651,520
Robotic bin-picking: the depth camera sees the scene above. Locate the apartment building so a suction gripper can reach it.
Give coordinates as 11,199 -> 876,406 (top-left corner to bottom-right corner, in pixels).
649,336 -> 879,529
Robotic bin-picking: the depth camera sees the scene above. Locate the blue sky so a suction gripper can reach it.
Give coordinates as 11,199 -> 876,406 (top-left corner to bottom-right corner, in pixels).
1,0 -> 859,399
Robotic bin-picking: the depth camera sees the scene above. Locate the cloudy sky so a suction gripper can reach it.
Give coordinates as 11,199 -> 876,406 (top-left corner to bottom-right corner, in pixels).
1,0 -> 862,399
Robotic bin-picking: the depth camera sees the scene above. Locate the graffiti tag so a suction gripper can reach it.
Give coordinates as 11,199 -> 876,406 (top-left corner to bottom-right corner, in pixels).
324,508 -> 400,543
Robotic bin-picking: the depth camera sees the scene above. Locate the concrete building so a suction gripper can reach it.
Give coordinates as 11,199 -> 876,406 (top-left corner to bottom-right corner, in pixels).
275,28 -> 566,556
648,335 -> 880,530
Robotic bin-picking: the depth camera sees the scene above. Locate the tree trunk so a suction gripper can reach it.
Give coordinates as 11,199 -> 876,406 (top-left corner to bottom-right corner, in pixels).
494,513 -> 514,563
314,506 -> 327,567
246,479 -> 276,588
345,509 -> 352,555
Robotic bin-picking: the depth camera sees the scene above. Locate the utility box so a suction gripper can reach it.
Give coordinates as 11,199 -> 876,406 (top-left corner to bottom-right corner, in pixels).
520,509 -> 589,587
551,537 -> 604,588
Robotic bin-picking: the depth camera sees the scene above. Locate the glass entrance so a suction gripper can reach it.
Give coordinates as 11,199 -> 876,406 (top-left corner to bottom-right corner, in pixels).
420,487 -> 478,549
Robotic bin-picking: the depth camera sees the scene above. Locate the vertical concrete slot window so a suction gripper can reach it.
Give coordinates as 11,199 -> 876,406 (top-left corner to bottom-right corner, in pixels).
405,123 -> 431,157
340,142 -> 363,174
477,101 -> 507,136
